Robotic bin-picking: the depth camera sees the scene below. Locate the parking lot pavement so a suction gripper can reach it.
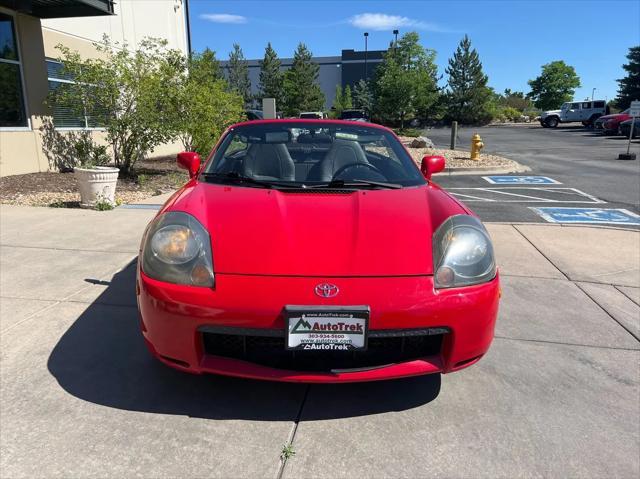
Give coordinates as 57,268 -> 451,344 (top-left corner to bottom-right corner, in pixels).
1,205 -> 638,478
427,124 -> 640,227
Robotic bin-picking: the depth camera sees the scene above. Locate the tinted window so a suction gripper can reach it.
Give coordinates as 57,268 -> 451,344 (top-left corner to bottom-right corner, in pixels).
205,122 -> 424,188
582,102 -> 591,109
593,101 -> 605,108
0,14 -> 17,61
0,14 -> 26,127
571,103 -> 581,109
340,110 -> 367,119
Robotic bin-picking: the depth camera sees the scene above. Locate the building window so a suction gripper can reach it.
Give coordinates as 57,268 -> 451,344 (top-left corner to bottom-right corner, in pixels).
0,13 -> 28,128
46,59 -> 105,129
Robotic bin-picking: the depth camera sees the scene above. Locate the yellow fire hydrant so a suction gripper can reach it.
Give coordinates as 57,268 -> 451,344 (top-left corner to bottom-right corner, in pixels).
470,133 -> 484,160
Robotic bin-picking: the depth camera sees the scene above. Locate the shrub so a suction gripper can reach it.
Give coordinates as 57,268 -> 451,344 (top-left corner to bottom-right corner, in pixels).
39,117 -> 110,171
49,37 -> 185,175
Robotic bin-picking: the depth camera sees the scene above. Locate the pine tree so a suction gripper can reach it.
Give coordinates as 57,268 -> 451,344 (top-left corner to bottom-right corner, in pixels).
343,85 -> 353,109
257,42 -> 284,108
615,46 -> 640,110
189,48 -> 223,84
282,43 -> 325,116
374,32 -> 440,126
332,85 -> 345,116
331,85 -> 354,117
227,43 -> 251,106
353,79 -> 374,114
445,35 -> 493,124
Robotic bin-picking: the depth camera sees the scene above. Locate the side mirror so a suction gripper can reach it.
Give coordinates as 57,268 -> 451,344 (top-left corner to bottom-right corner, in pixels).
177,152 -> 201,178
420,155 -> 445,180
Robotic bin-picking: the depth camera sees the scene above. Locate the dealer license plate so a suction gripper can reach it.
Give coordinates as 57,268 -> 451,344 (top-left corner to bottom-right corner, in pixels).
285,306 -> 369,351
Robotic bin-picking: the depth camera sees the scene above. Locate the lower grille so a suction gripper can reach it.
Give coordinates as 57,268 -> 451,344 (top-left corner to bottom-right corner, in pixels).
201,327 -> 447,372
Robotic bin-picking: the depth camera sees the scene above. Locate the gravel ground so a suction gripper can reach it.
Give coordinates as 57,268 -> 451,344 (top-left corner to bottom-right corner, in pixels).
398,136 -> 521,169
0,157 -> 187,208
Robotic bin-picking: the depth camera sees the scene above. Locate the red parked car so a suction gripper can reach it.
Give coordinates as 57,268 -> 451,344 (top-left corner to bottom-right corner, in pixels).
137,120 -> 500,383
595,109 -> 631,134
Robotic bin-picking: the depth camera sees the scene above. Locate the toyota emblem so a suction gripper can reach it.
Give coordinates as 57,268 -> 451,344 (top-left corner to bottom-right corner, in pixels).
315,283 -> 339,298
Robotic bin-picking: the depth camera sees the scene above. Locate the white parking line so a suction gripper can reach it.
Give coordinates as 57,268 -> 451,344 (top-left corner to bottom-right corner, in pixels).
448,187 -> 606,204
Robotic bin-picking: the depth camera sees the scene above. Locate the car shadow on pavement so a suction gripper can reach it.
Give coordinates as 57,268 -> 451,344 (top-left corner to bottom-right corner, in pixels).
47,260 -> 441,422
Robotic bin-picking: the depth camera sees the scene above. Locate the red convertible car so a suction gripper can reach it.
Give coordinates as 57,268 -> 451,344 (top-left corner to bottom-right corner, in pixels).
137,120 -> 500,383
594,109 -> 631,135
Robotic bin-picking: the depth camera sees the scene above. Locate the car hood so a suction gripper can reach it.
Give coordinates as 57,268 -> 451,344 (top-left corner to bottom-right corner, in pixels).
600,113 -> 628,121
541,109 -> 561,116
165,183 -> 466,277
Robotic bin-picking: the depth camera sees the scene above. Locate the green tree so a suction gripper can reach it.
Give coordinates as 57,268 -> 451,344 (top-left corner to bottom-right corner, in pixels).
499,89 -> 531,111
227,43 -> 251,106
527,60 -> 581,110
190,47 -> 223,82
282,43 -> 325,116
172,50 -> 244,156
331,84 -> 353,117
614,46 -> 640,110
343,85 -> 353,110
375,55 -> 413,127
353,79 -> 373,113
257,42 -> 284,108
445,35 -> 494,124
49,37 -> 185,175
374,32 -> 440,126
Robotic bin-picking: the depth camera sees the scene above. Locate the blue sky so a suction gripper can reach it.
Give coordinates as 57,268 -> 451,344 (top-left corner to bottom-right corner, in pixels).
189,0 -> 640,102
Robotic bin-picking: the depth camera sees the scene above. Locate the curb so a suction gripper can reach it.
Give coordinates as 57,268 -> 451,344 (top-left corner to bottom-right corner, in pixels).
486,221 -> 640,232
437,163 -> 531,176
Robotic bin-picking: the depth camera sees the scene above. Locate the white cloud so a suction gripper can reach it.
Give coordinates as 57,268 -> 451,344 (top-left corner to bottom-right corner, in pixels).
200,14 -> 247,24
349,13 -> 450,32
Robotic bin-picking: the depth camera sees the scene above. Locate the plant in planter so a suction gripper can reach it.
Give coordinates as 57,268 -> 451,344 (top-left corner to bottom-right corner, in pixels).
39,117 -> 119,208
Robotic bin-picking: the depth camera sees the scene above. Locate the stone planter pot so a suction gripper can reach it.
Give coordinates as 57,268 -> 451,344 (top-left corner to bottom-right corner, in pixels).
74,166 -> 120,208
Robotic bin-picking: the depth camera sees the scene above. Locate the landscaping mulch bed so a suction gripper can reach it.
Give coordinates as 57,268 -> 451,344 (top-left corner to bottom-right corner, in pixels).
398,136 -> 523,170
0,156 -> 188,208
2,139 -> 524,209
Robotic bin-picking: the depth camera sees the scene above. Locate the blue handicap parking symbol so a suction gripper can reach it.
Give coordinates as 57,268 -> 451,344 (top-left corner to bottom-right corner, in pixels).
530,207 -> 640,225
483,176 -> 561,185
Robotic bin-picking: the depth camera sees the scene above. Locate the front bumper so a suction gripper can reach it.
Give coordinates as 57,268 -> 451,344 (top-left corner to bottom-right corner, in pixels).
137,270 -> 500,383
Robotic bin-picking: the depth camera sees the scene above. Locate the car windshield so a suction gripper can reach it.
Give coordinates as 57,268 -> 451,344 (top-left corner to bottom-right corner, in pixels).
299,113 -> 322,119
203,122 -> 425,189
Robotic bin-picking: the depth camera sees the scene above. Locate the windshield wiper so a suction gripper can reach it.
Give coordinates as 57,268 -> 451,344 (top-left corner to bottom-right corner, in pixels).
305,179 -> 403,190
201,172 -> 289,189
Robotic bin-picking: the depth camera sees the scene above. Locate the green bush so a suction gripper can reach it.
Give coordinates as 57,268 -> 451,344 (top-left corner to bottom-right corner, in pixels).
39,117 -> 110,171
393,128 -> 422,137
502,106 -> 522,122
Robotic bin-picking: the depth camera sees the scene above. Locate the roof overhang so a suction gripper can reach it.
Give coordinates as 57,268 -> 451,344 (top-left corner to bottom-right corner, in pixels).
0,0 -> 115,18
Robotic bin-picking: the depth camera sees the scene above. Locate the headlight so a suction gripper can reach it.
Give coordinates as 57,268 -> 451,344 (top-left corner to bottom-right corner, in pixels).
141,211 -> 214,287
432,215 -> 496,288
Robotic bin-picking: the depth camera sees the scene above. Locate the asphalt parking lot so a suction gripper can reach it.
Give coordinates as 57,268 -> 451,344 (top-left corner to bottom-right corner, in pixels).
428,124 -> 640,227
1,197 -> 638,478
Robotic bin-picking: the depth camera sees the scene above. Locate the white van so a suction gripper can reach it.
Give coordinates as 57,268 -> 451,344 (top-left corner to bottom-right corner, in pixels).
540,100 -> 609,128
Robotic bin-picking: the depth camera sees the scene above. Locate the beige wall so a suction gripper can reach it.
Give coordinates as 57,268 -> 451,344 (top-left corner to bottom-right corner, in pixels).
42,0 -> 189,55
0,1 -> 188,177
0,11 -> 50,176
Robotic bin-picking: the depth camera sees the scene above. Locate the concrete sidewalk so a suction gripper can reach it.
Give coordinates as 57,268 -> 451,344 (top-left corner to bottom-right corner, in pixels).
0,204 -> 638,478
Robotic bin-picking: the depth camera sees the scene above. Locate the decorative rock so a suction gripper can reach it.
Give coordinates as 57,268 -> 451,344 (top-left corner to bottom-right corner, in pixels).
410,136 -> 435,149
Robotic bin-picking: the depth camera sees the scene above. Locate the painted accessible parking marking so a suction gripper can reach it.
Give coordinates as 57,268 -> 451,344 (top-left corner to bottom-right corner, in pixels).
530,207 -> 640,225
483,176 -> 562,185
448,187 -> 604,203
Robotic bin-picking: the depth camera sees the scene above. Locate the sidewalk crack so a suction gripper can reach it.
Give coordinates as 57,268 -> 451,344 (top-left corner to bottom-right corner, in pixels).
574,283 -> 640,342
275,384 -> 310,479
512,225 -> 570,280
